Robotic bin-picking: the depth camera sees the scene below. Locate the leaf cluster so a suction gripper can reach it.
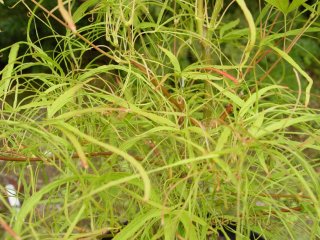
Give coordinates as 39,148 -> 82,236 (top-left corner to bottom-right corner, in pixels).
0,0 -> 319,239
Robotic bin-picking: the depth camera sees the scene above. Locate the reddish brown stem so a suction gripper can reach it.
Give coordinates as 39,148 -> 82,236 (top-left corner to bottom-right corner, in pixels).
0,218 -> 21,240
197,67 -> 239,85
278,206 -> 302,213
219,104 -> 234,121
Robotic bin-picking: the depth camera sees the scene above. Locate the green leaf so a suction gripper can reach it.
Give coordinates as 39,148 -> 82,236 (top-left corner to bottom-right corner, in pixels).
219,19 -> 240,38
288,0 -> 307,13
0,43 -> 19,97
112,209 -> 162,240
57,123 -> 151,201
270,45 -> 313,106
159,46 -> 181,74
255,115 -> 319,138
260,27 -> 320,46
136,22 -> 159,29
130,107 -> 177,127
235,0 -> 256,68
181,71 -> 221,81
47,83 -> 84,118
16,101 -> 52,111
248,112 -> 265,136
58,128 -> 89,169
256,150 -> 269,174
239,85 -> 285,117
164,216 -> 177,240
96,95 -> 177,127
223,29 -> 249,41
73,0 -> 100,23
265,0 -> 289,13
13,176 -> 77,233
179,212 -> 198,239
266,0 -> 306,14
63,204 -> 86,239
215,126 -> 231,151
209,82 -> 245,107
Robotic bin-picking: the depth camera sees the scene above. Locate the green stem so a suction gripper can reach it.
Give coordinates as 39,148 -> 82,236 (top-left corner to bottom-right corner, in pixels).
196,0 -> 204,37
209,0 -> 224,31
197,0 -> 216,121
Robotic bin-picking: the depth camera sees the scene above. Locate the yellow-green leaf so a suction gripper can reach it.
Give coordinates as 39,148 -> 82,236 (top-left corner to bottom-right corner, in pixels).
270,45 -> 313,106
239,85 -> 285,117
47,83 -> 83,118
215,126 -> 231,151
266,0 -> 289,13
0,43 -> 19,96
159,46 -> 181,74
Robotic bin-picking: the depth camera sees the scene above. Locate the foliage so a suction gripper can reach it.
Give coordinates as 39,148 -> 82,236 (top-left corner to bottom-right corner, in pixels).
0,0 -> 320,239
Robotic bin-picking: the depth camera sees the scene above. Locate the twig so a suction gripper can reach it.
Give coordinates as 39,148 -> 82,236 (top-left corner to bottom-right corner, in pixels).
0,151 -> 143,162
57,0 -> 76,33
0,217 -> 21,240
197,67 -> 239,85
260,193 -> 311,200
219,104 -> 234,121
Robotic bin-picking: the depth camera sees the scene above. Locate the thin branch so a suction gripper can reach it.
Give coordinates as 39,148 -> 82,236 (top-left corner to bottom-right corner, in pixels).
197,67 -> 239,85
28,0 -> 185,113
0,151 -> 143,162
0,217 -> 21,240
